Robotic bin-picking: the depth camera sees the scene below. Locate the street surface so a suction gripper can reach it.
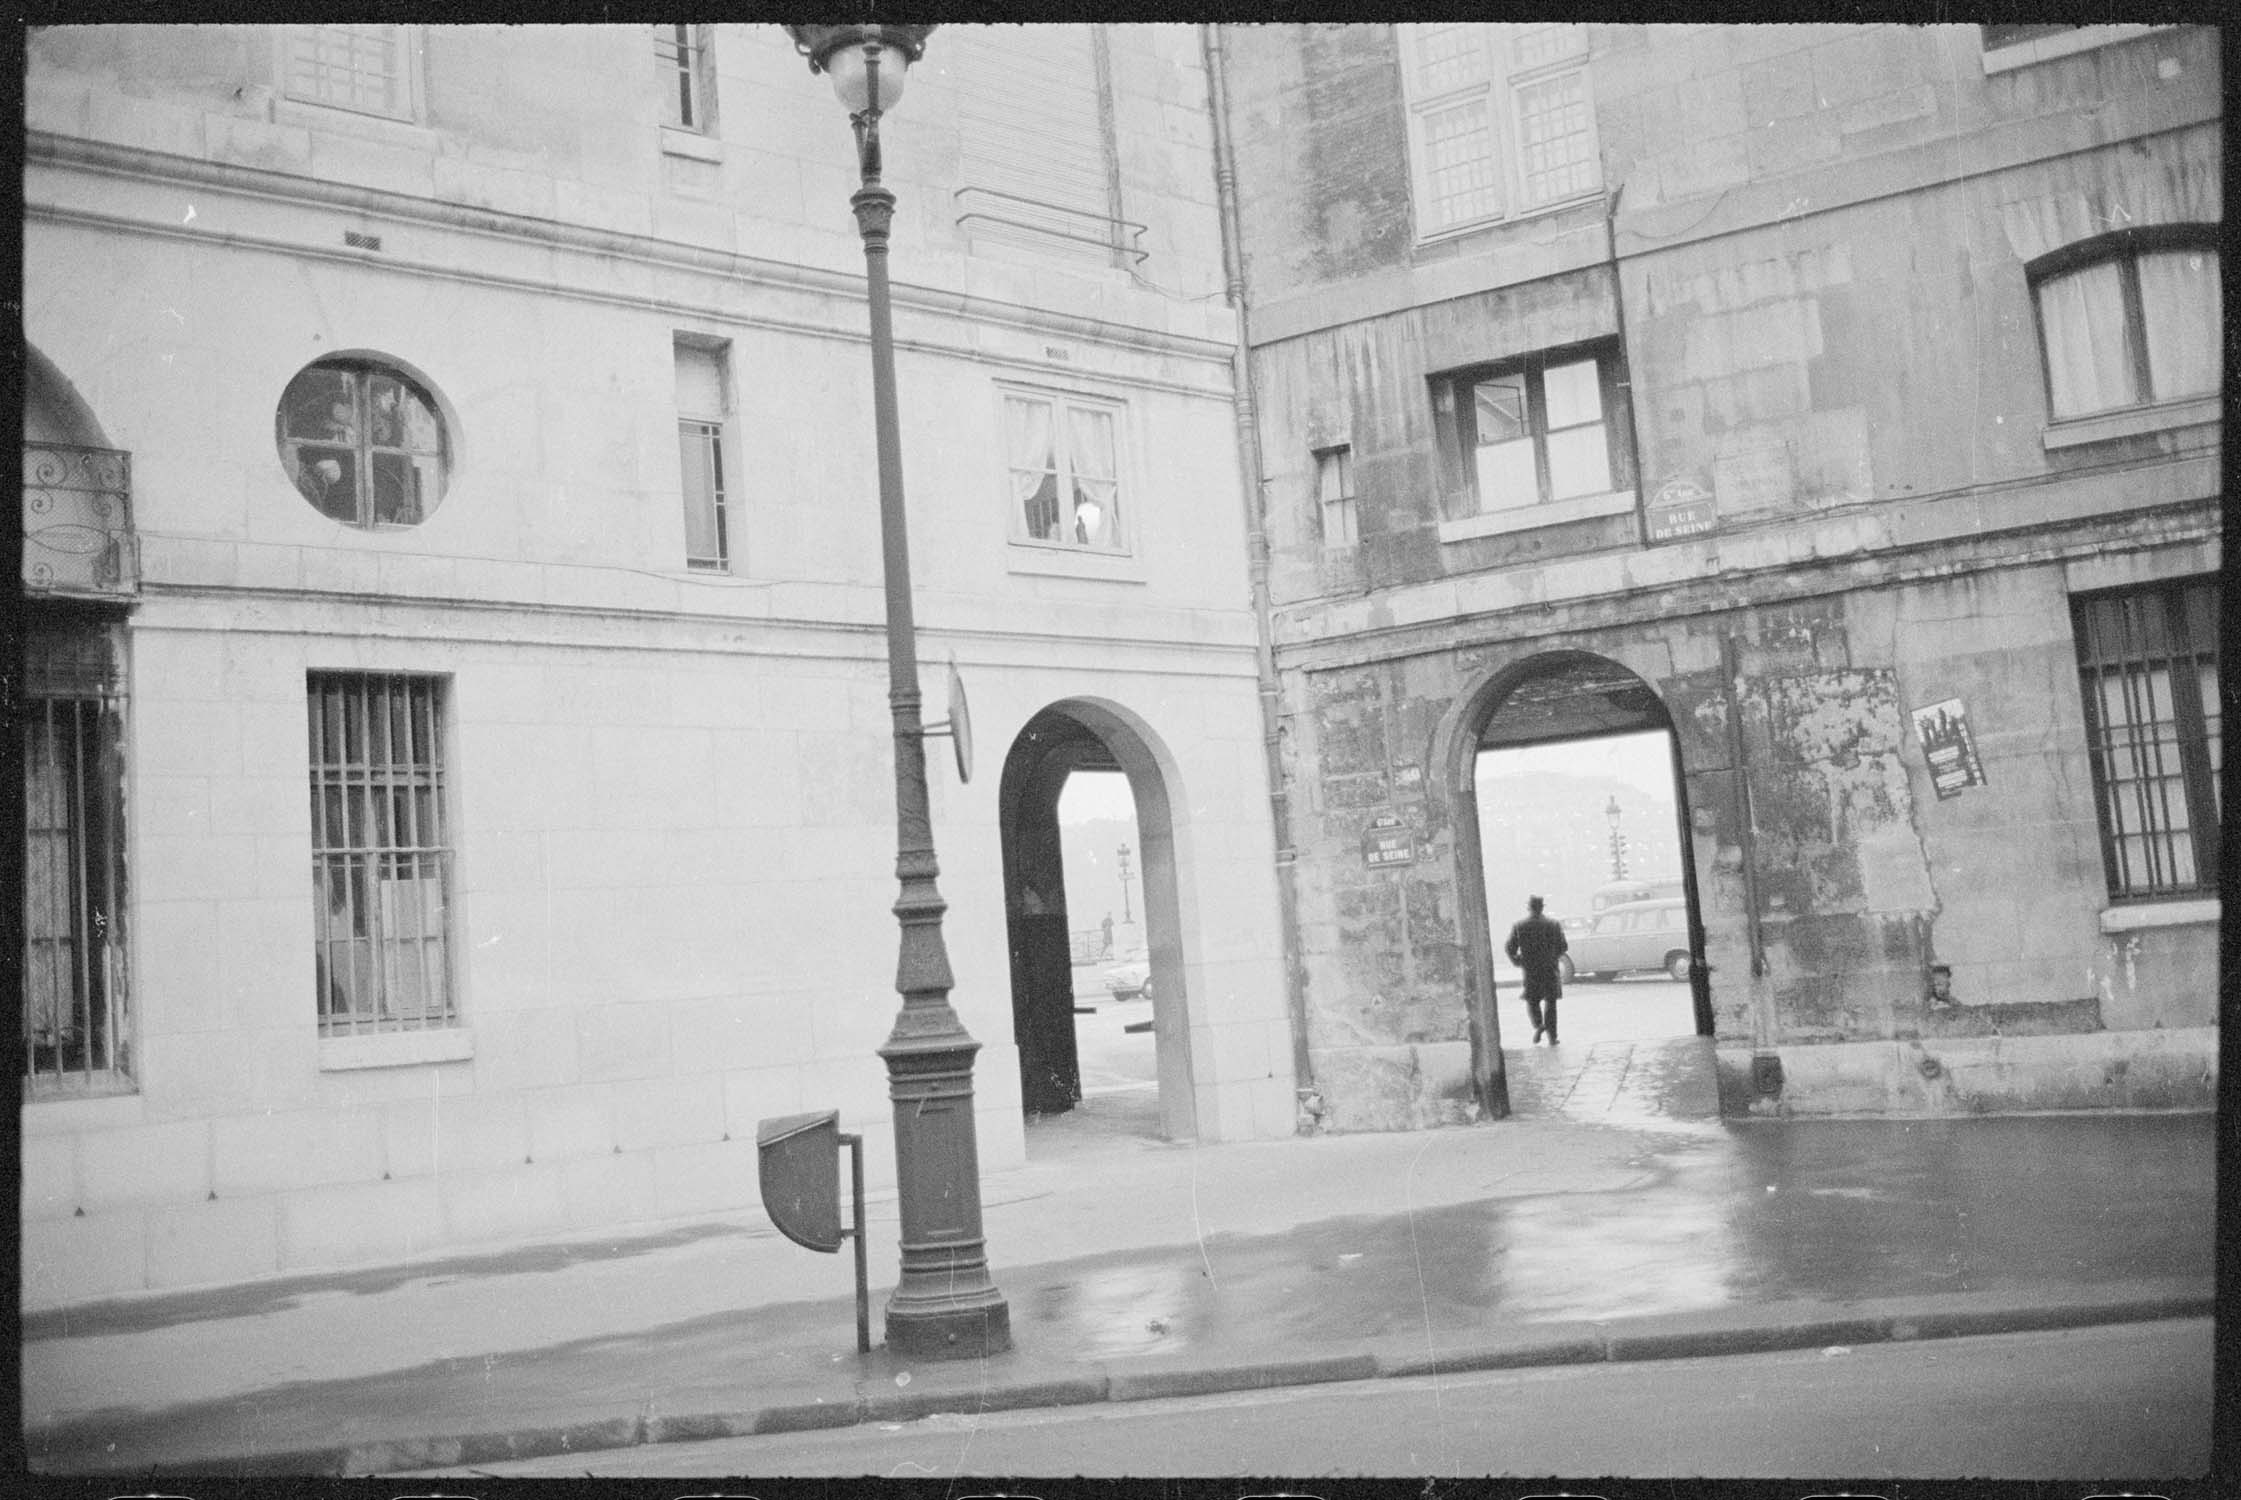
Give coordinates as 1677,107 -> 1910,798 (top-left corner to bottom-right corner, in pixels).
413,1316 -> 2212,1479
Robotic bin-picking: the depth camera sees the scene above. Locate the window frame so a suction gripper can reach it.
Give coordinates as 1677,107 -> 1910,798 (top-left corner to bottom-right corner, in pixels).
278,24 -> 422,123
1430,341 -> 1635,524
307,671 -> 460,1038
22,621 -> 133,1098
1314,444 -> 1359,549
2029,227 -> 2222,426
674,338 -> 735,573
1397,22 -> 1601,242
654,23 -> 718,136
2070,578 -> 2221,904
276,357 -> 451,530
1000,386 -> 1131,556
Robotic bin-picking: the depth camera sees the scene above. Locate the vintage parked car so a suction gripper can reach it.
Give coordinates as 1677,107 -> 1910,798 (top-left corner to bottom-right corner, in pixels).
1557,898 -> 1693,983
1103,947 -> 1151,1000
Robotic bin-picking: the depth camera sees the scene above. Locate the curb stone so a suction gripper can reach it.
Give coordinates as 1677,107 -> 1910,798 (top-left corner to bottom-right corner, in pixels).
28,1287 -> 2213,1477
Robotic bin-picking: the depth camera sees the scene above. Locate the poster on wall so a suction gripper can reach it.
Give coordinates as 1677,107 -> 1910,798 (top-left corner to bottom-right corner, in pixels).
1911,697 -> 1987,799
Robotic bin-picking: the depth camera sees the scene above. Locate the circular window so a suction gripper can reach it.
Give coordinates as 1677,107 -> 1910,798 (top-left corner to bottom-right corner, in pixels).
276,358 -> 450,526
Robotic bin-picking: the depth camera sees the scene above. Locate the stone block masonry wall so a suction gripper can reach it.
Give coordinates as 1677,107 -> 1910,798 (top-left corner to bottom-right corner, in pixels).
1282,554 -> 2218,1129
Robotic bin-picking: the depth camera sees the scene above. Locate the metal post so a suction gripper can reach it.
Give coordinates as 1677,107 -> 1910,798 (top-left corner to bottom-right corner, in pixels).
843,1131 -> 869,1355
847,49 -> 1010,1360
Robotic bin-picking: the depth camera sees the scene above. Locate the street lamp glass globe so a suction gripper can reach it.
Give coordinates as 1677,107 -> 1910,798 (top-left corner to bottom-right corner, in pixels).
825,40 -> 909,114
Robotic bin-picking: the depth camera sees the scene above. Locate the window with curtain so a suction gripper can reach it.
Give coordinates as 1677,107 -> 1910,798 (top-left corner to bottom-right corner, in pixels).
1398,23 -> 1600,239
2072,578 -> 2221,902
2032,232 -> 2220,421
1005,390 -> 1124,551
674,341 -> 732,571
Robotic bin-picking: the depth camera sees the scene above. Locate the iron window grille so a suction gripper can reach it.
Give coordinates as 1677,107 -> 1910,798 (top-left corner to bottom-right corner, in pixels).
1431,343 -> 1634,520
23,623 -> 132,1094
2072,579 -> 2221,902
2030,229 -> 2221,422
655,24 -> 716,132
277,359 -> 449,528
308,672 -> 457,1035
283,24 -> 413,121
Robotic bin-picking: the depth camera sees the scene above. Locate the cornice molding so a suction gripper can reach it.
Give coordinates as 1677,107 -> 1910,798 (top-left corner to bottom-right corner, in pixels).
24,129 -> 1241,370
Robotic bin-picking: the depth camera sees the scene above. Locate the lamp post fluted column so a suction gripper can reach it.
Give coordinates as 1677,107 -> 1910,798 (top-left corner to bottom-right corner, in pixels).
790,23 -> 1008,1361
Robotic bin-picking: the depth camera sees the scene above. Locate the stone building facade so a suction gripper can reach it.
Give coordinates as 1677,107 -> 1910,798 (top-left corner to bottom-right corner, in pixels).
17,22 -> 2224,1310
1211,22 -> 2221,1128
20,22 -> 1296,1309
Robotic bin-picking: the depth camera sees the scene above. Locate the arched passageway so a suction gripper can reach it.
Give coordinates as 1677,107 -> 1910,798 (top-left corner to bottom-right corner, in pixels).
1449,652 -> 1719,1122
997,702 -> 1198,1145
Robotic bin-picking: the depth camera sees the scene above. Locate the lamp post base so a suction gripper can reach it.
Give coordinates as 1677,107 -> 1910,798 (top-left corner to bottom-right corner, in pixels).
885,1289 -> 1012,1360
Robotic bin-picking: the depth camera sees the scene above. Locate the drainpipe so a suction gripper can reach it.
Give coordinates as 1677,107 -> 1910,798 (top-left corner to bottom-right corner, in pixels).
1605,181 -> 1649,549
1722,632 -> 1782,1099
1203,24 -> 1318,1129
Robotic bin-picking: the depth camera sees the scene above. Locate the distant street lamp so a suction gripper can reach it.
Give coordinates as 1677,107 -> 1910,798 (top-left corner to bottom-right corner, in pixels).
783,22 -> 1009,1361
1116,841 -> 1135,924
1606,795 -> 1628,882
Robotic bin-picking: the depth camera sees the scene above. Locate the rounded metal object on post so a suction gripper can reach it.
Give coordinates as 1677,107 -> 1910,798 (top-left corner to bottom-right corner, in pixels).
757,1110 -> 844,1253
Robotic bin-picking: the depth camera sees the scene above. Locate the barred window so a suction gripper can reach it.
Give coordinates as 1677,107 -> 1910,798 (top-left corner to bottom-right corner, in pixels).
23,623 -> 131,1094
2073,579 -> 2221,901
309,673 -> 457,1034
1398,22 -> 1601,238
284,25 -> 412,120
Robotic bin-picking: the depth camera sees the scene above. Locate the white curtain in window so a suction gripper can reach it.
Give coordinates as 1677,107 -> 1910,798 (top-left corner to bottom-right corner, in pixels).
2137,249 -> 2220,401
2038,262 -> 2136,417
1068,406 -> 1119,546
1006,398 -> 1058,540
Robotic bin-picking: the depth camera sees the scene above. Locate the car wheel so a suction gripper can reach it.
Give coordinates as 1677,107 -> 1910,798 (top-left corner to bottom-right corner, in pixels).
1556,954 -> 1574,983
1666,952 -> 1692,982
1113,987 -> 1144,1003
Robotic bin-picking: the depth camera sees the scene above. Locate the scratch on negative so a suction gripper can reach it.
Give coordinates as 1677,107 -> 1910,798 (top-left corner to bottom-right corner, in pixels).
1404,1131 -> 1448,1440
1188,1140 -> 1217,1288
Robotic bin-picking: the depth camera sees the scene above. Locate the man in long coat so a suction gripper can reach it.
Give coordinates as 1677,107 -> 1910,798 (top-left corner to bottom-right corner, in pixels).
1503,895 -> 1568,1045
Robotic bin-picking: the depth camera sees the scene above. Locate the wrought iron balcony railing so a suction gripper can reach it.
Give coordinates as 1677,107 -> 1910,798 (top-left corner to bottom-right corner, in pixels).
23,441 -> 137,599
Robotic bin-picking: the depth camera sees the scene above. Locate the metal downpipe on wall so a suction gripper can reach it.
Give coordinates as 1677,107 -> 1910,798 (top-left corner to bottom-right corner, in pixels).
1202,23 -> 1318,1131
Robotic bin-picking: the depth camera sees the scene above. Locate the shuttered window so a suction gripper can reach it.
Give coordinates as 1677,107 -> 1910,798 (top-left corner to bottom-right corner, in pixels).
945,24 -> 1125,265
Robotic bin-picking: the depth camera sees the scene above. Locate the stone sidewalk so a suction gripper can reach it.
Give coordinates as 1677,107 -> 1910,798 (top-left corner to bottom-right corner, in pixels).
20,1040 -> 2217,1476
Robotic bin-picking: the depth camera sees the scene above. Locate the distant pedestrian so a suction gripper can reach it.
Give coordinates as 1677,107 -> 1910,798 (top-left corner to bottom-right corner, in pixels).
1101,912 -> 1115,958
1504,895 -> 1568,1045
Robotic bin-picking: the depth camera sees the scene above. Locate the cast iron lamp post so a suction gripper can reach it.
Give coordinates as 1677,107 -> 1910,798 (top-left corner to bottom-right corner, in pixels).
1606,795 -> 1628,883
783,22 -> 1009,1360
1116,841 -> 1135,924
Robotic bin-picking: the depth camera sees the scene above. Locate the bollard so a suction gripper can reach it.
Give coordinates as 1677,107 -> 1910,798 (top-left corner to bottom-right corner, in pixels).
756,1110 -> 871,1354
